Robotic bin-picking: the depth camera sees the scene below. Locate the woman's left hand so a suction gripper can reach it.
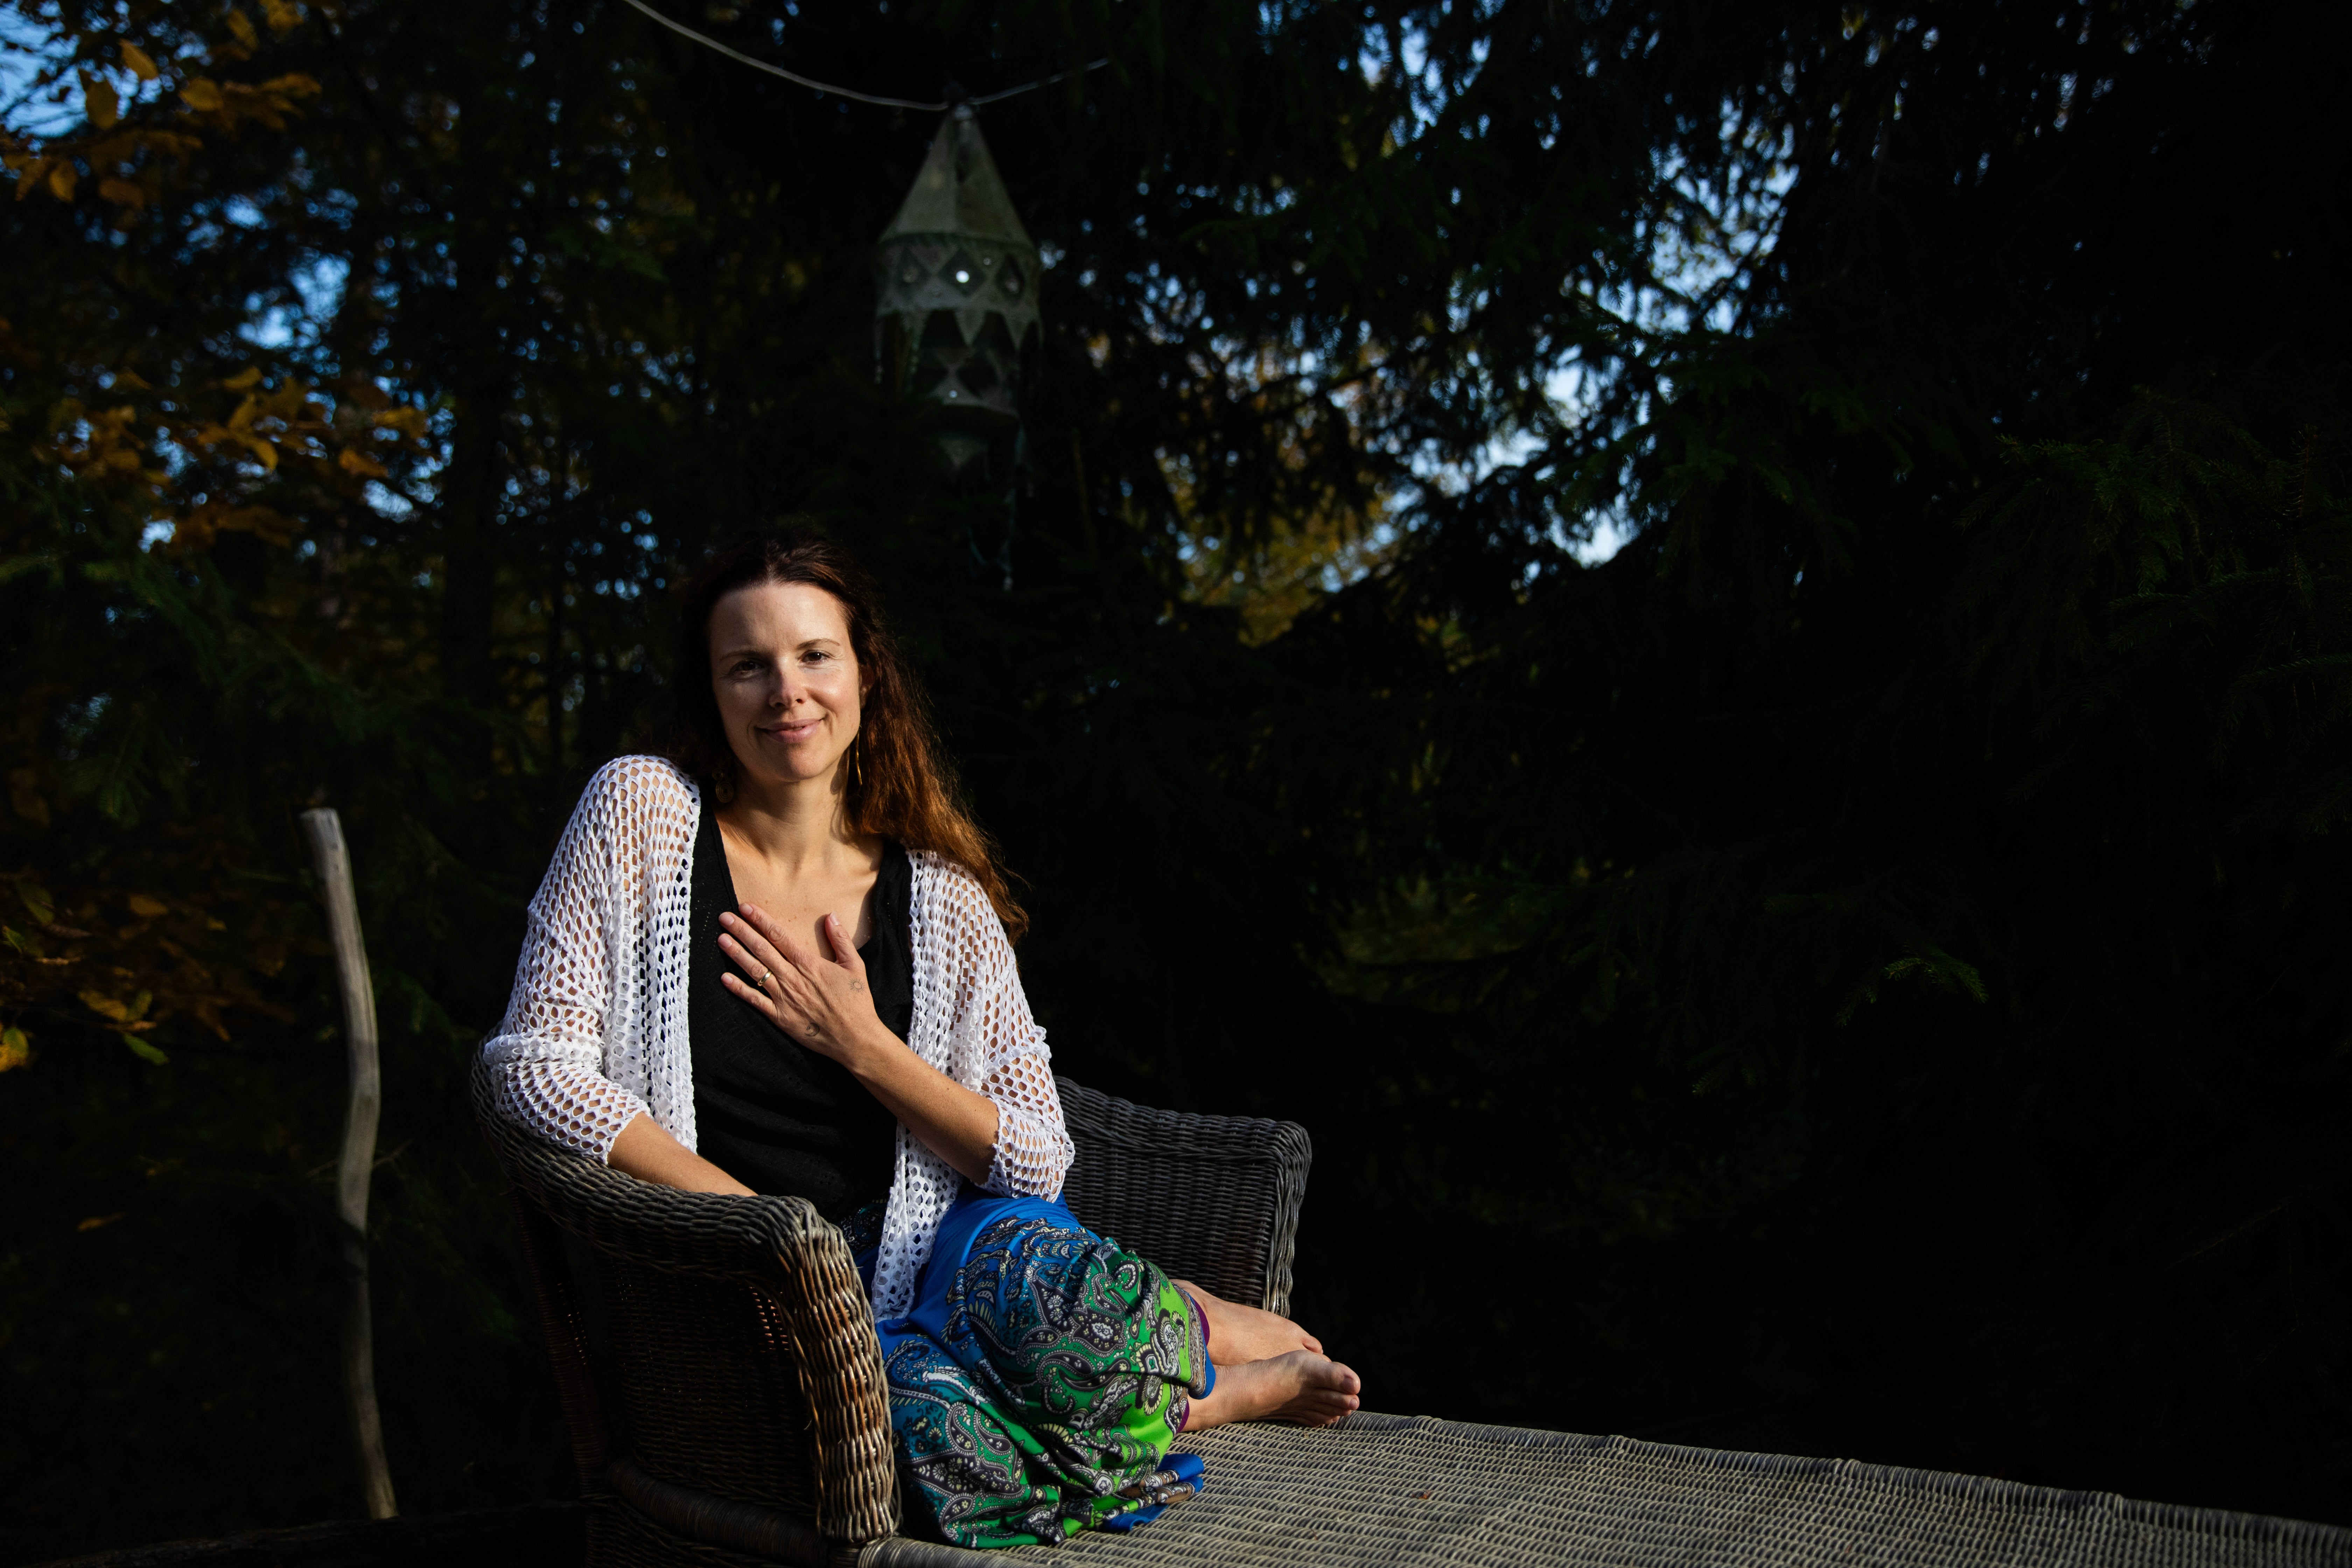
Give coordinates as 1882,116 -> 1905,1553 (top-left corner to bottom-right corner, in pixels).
718,905 -> 882,1064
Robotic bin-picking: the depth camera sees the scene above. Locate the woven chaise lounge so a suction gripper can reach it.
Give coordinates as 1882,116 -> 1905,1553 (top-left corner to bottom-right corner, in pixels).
476,1066 -> 2352,1568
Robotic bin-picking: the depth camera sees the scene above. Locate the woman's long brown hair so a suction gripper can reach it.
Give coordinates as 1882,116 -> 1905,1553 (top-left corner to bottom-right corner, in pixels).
661,531 -> 1027,943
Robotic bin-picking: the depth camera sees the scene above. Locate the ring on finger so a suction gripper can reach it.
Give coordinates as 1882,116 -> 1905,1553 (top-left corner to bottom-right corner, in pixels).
756,968 -> 772,987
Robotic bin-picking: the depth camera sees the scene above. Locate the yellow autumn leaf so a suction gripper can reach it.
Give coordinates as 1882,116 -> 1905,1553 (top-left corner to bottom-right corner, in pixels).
79,990 -> 131,1023
127,894 -> 169,917
78,1212 -> 126,1230
220,365 -> 263,390
83,73 -> 121,130
225,8 -> 259,48
0,1027 -> 30,1072
47,160 -> 78,200
260,0 -> 302,34
98,176 -> 146,208
115,367 -> 153,390
180,78 -> 224,112
121,41 -> 159,81
337,447 -> 388,478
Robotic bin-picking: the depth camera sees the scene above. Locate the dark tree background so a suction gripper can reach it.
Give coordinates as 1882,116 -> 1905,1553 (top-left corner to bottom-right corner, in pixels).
4,0 -> 2347,1560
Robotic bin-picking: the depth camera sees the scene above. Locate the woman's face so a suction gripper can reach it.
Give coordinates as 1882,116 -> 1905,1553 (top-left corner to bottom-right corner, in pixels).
707,580 -> 866,791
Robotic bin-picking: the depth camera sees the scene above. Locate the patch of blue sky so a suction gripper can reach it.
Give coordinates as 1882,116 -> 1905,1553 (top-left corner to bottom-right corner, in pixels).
3,8 -> 169,139
238,254 -> 350,352
1385,17 -> 1493,122
1,6 -> 76,138
366,480 -> 415,522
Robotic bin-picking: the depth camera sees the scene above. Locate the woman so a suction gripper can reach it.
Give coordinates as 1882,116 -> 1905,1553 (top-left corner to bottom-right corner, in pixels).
483,533 -> 1360,1548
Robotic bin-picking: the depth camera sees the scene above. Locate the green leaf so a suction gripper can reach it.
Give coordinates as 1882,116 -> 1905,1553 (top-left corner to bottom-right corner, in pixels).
120,1033 -> 169,1065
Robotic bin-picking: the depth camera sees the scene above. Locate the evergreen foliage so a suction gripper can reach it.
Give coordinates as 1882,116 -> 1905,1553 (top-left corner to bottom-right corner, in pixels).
2,0 -> 2345,1558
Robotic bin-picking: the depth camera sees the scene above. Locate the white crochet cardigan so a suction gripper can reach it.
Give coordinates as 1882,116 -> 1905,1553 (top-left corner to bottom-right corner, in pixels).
480,754 -> 1075,1316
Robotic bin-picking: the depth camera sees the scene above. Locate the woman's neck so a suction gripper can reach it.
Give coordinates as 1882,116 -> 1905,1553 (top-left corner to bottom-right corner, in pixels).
716,769 -> 863,877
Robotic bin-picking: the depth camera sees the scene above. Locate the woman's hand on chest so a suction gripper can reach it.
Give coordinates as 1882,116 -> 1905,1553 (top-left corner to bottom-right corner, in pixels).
718,874 -> 1000,1189
711,816 -> 892,1064
718,901 -> 894,1068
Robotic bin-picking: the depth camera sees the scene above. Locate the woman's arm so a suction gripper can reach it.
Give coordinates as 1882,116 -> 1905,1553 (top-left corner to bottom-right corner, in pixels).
972,1048 -> 1073,1198
717,907 -> 1005,1185
483,761 -> 665,1162
945,866 -> 1075,1197
842,1013 -> 1002,1188
609,1112 -> 757,1196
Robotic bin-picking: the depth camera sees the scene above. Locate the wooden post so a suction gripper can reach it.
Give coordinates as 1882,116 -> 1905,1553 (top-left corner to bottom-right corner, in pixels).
299,807 -> 398,1521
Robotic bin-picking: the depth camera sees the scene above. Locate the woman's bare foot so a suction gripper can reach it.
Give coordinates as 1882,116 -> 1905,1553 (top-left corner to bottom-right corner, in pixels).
1172,1279 -> 1324,1362
1182,1350 -> 1361,1432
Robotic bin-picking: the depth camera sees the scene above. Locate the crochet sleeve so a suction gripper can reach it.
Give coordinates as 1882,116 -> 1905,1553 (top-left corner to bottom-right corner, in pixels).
479,761 -> 661,1161
940,869 -> 1075,1198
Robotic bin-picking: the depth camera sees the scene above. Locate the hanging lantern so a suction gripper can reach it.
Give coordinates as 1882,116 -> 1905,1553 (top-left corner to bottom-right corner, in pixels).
873,104 -> 1042,481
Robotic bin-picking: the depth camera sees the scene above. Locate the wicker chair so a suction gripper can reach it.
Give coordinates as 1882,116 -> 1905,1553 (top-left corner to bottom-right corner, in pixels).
476,1066 -> 2352,1568
474,1063 -> 1312,1567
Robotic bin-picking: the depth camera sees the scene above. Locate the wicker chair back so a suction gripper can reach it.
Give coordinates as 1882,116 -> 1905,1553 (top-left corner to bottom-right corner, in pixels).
1056,1077 -> 1311,1316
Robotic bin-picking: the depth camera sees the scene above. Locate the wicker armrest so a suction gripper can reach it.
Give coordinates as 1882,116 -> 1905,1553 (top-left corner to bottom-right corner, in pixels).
471,1064 -> 898,1553
1055,1077 -> 1312,1316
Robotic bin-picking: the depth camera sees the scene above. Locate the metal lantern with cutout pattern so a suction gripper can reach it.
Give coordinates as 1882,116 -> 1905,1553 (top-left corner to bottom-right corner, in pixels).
873,103 -> 1041,484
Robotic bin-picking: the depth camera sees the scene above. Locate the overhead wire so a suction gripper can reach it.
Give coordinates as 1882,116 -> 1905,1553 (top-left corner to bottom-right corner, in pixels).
614,0 -> 1107,110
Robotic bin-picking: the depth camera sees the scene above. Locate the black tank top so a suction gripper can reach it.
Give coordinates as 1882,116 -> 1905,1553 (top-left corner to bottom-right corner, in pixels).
687,804 -> 910,1219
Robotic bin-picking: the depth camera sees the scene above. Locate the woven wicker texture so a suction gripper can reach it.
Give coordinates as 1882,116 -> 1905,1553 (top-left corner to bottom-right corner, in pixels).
856,1413 -> 2350,1568
509,1193 -> 614,1492
474,1063 -> 900,1545
475,1059 -> 1314,1566
1052,1077 -> 1310,1316
590,1494 -> 797,1568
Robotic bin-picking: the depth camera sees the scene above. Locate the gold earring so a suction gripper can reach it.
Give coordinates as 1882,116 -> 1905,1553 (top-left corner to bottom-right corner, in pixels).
853,737 -> 864,788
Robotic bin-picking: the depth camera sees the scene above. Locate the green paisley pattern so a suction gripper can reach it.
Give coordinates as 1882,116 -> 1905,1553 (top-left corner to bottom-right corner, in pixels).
866,1209 -> 1212,1549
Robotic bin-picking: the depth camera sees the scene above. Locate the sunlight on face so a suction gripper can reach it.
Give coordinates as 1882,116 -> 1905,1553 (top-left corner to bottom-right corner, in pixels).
708,581 -> 864,790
